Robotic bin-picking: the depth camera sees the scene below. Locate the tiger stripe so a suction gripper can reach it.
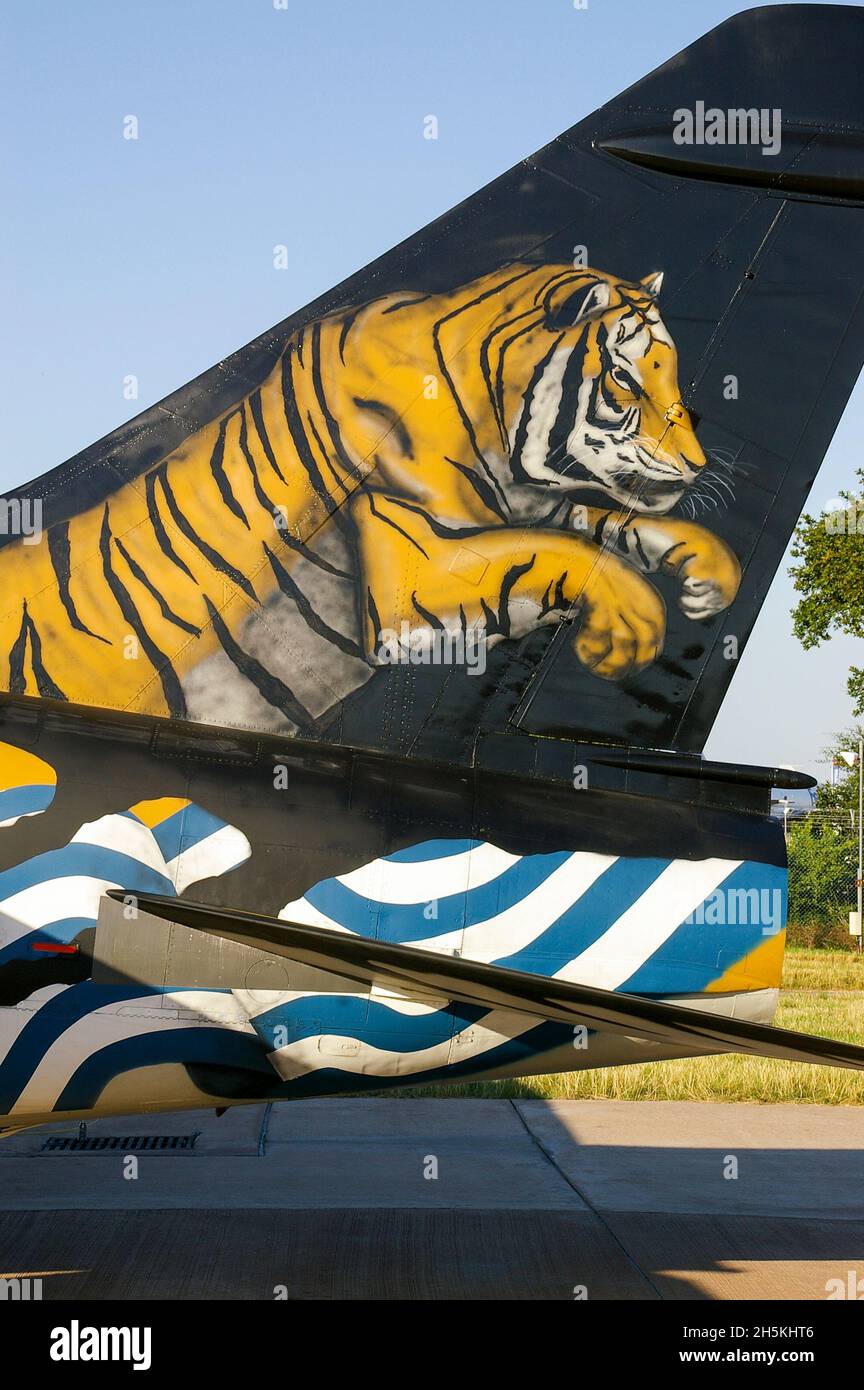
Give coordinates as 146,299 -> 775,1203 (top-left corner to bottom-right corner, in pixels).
0,261 -> 724,732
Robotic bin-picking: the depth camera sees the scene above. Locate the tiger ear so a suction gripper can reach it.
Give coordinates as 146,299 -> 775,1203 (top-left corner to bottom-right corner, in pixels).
545,278 -> 611,330
641,271 -> 664,298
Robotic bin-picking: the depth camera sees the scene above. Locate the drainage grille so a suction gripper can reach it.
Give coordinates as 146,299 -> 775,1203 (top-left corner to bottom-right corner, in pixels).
41,1133 -> 199,1153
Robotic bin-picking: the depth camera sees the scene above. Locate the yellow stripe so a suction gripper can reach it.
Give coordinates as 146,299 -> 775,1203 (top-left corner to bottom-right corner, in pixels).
129,797 -> 191,829
705,928 -> 787,995
0,742 -> 57,792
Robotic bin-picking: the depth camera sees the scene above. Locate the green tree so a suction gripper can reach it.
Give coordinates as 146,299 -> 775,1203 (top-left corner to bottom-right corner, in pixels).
813,726 -> 863,823
789,468 -> 864,714
786,820 -> 855,928
785,726 -> 861,945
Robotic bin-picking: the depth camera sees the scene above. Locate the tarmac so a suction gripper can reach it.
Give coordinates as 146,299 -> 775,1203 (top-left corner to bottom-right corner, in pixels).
1,1098 -> 863,1300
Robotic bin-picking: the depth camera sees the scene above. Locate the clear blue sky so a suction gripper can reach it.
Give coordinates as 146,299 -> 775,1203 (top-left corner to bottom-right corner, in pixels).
3,0 -> 861,782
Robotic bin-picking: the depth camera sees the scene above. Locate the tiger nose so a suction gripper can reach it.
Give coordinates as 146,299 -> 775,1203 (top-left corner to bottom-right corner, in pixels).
665,401 -> 706,468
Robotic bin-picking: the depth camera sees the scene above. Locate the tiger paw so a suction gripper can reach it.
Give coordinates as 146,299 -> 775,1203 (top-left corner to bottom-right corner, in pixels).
673,535 -> 741,620
574,558 -> 666,679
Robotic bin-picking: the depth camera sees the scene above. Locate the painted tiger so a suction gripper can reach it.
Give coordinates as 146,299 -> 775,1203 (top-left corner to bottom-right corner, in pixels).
0,262 -> 741,734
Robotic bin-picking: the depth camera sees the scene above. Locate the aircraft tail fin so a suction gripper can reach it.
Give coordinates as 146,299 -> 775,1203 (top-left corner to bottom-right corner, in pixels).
3,6 -> 864,763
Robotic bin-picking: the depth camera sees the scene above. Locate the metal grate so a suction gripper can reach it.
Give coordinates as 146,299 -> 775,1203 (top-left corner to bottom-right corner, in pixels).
41,1133 -> 199,1153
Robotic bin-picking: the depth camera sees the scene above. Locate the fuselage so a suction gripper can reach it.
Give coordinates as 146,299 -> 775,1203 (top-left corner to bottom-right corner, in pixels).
0,708 -> 787,1130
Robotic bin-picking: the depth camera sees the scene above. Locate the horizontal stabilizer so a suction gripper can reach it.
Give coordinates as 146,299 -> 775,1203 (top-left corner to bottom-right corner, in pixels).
114,892 -> 864,1073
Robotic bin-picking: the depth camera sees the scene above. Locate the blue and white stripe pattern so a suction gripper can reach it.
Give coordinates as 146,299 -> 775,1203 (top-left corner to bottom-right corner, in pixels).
0,794 -> 255,1118
0,798 -> 252,964
0,795 -> 256,1117
0,984 -> 263,1118
0,823 -> 786,1118
234,839 -> 786,1089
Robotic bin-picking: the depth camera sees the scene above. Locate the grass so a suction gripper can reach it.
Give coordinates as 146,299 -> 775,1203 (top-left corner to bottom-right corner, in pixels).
379,945 -> 864,1105
782,943 -> 864,990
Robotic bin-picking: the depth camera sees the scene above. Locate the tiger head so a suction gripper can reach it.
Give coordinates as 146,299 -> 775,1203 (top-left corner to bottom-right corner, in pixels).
485,264 -> 706,516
